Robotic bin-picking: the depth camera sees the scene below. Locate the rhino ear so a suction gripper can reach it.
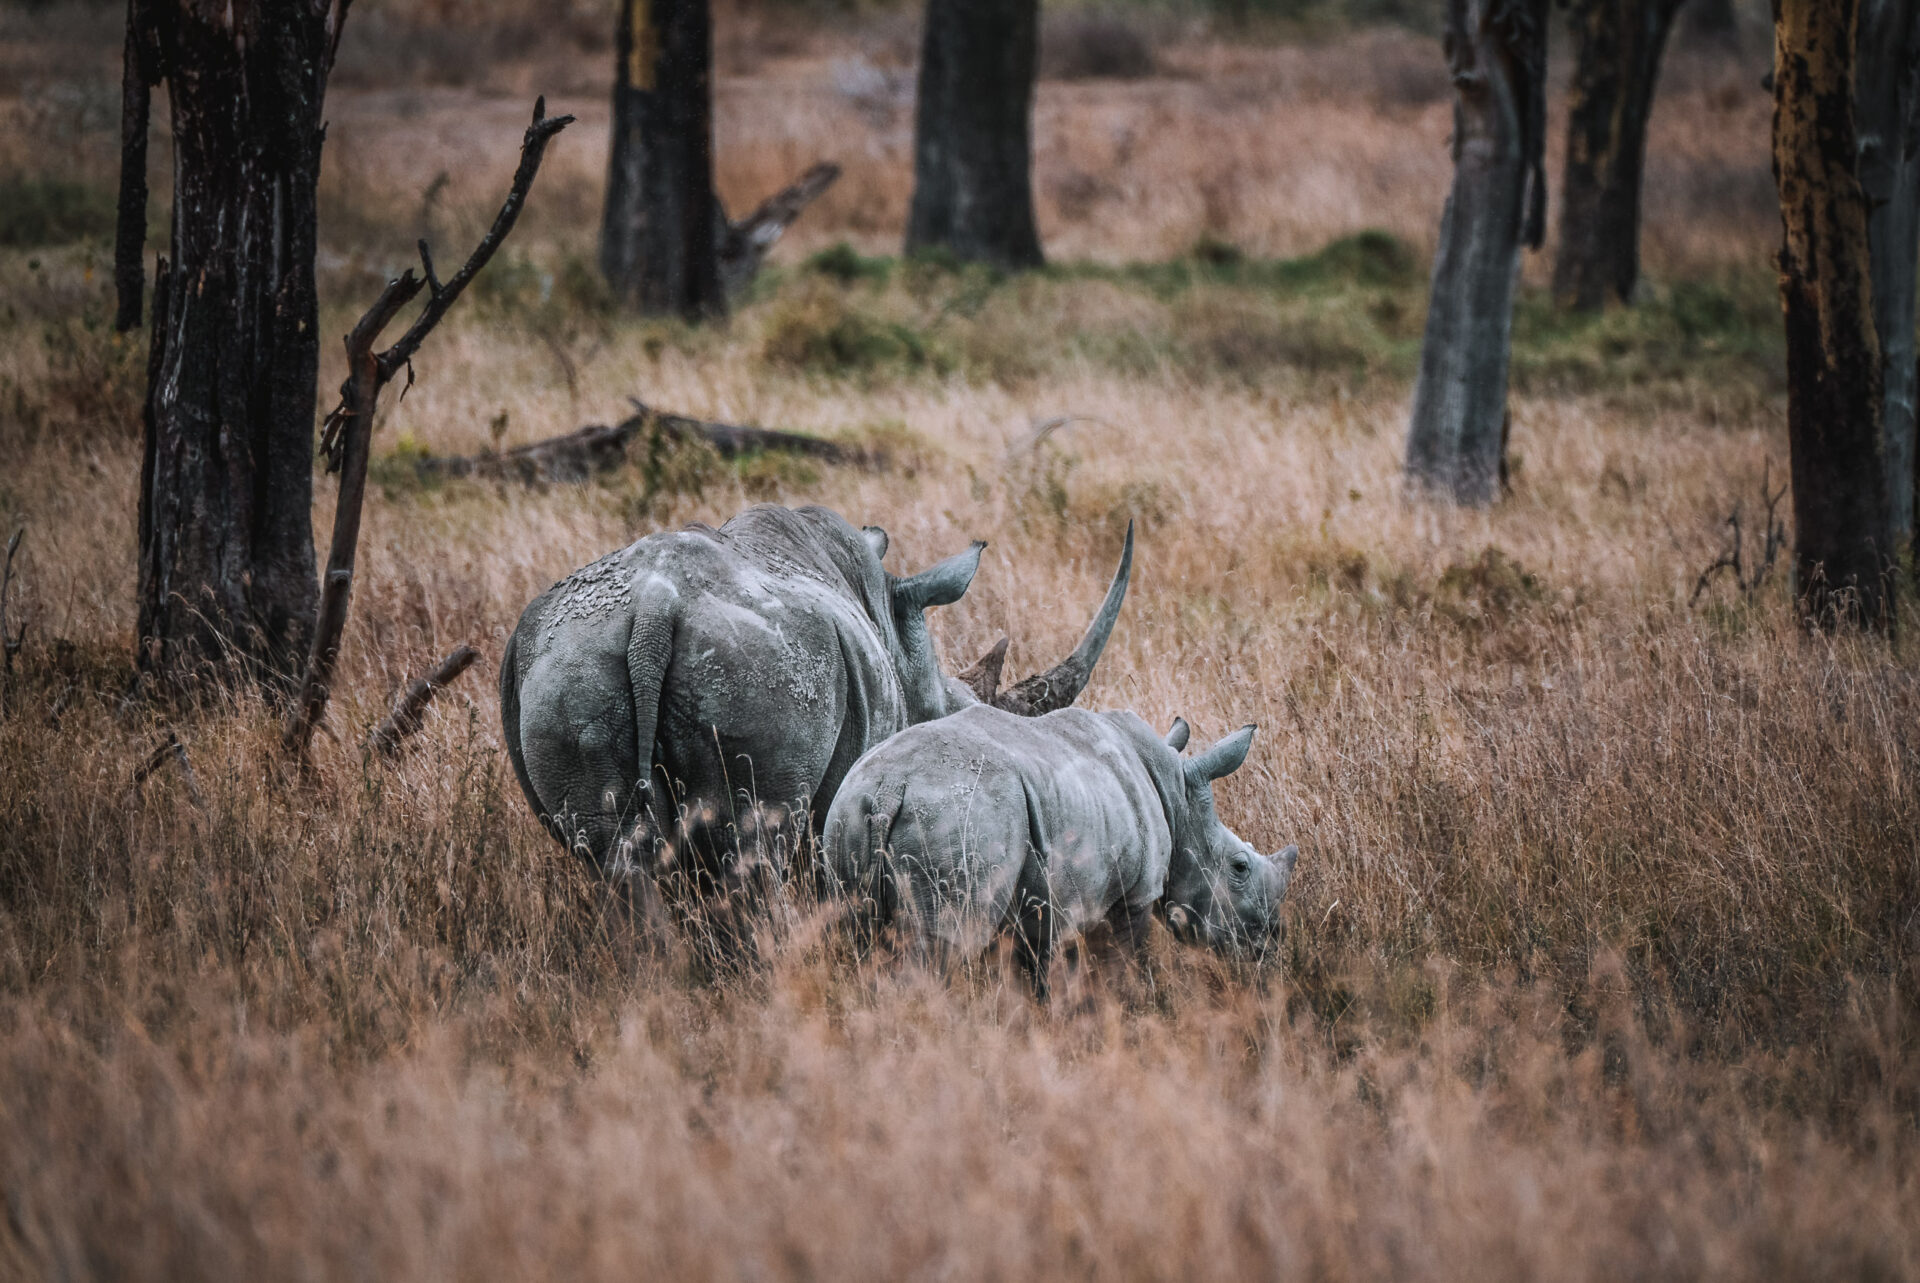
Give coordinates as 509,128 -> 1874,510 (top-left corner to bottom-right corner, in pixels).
1185,724 -> 1255,785
1275,844 -> 1299,876
896,541 -> 984,609
862,526 -> 889,562
1164,717 -> 1190,751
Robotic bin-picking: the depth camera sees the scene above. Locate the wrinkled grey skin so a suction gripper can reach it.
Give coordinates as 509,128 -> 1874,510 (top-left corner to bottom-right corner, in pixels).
500,505 -> 1127,888
822,704 -> 1299,999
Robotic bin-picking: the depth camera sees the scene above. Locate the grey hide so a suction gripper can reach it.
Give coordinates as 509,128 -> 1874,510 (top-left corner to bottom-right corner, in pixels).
500,505 -> 1131,883
822,704 -> 1299,999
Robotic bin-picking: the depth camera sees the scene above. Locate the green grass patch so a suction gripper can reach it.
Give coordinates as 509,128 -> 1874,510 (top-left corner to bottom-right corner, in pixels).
0,178 -> 116,248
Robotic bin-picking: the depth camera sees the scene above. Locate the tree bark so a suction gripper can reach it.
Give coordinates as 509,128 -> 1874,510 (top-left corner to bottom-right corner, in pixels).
113,0 -> 158,333
1404,0 -> 1549,506
905,0 -> 1044,269
1855,0 -> 1920,546
600,0 -> 725,319
129,0 -> 344,688
1553,0 -> 1685,311
1681,0 -> 1739,46
1773,0 -> 1893,625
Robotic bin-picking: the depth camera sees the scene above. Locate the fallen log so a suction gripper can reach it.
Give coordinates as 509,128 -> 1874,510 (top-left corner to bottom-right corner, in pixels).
369,643 -> 480,756
417,398 -> 875,484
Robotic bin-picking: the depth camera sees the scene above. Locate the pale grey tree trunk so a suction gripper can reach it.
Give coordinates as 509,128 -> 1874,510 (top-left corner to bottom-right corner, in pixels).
1405,0 -> 1550,506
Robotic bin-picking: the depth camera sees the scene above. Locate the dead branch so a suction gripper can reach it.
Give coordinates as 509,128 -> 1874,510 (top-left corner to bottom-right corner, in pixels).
1691,460 -> 1789,606
718,161 -> 842,304
2,526 -> 25,675
286,98 -> 572,758
368,643 -> 479,757
132,729 -> 204,807
417,398 -> 874,485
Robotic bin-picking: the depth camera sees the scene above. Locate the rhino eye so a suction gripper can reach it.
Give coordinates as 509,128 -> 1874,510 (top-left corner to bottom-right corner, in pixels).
1229,852 -> 1251,880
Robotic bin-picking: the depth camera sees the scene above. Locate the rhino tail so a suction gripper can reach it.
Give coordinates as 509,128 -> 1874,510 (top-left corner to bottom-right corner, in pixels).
623,600 -> 676,852
840,784 -> 903,923
498,625 -> 546,828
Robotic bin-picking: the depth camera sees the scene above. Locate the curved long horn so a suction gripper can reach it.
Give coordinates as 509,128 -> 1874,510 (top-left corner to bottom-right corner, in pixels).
994,521 -> 1133,717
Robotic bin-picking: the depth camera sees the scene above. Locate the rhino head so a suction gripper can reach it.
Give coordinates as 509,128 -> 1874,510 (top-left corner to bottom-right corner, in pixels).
1159,721 -> 1299,957
866,519 -> 1134,725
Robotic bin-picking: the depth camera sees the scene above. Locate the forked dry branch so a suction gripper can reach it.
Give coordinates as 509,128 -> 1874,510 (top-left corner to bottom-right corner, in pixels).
1,526 -> 24,676
1691,460 -> 1789,605
130,728 -> 203,807
285,98 -> 573,758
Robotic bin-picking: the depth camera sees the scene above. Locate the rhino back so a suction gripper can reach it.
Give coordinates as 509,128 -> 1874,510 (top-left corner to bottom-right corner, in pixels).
826,707 -> 1175,945
655,547 -> 906,825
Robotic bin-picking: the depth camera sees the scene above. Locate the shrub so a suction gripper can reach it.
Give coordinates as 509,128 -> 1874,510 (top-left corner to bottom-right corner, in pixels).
0,177 -> 115,248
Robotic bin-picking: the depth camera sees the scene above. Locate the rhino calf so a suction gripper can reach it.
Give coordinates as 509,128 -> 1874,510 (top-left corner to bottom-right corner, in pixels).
822,705 -> 1299,999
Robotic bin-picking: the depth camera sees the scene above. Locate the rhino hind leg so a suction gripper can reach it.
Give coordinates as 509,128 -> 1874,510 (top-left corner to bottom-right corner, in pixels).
1010,859 -> 1057,1003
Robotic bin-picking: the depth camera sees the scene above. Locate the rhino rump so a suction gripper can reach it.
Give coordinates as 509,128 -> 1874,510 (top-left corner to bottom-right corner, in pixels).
504,517 -> 907,874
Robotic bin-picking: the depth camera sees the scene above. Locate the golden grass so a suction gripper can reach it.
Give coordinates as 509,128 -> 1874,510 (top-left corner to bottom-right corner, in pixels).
1,16 -> 1915,1281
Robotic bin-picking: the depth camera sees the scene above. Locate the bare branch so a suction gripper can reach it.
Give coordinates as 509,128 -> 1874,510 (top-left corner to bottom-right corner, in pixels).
1,526 -> 26,676
132,729 -> 204,807
1691,460 -> 1789,607
288,99 -> 571,759
368,643 -> 479,757
319,98 -> 574,471
718,161 -> 842,303
373,98 -> 574,388
417,237 -> 442,296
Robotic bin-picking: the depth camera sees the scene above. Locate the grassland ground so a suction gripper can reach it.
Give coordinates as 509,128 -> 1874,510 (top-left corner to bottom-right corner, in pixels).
1,7 -> 1916,1279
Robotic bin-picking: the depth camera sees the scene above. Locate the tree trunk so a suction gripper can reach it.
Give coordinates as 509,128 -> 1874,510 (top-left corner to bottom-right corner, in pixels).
1553,0 -> 1684,311
600,0 -> 725,319
1855,0 -> 1920,546
130,0 -> 341,687
113,0 -> 157,334
1773,0 -> 1892,625
905,0 -> 1044,269
1404,0 -> 1550,506
1681,0 -> 1739,46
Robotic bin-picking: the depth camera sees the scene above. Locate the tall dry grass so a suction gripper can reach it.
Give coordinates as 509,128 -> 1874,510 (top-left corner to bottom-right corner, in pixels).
1,13 -> 1914,1281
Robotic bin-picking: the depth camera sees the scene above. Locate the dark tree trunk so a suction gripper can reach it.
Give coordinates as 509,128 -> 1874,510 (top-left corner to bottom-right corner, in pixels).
113,0 -> 157,334
128,0 -> 341,687
1773,0 -> 1893,625
1681,0 -> 1739,45
1553,0 -> 1685,311
1855,0 -> 1920,546
905,0 -> 1044,269
600,0 -> 725,319
1404,0 -> 1549,506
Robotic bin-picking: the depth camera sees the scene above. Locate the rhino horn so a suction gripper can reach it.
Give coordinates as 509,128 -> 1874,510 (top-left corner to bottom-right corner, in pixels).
993,520 -> 1133,717
957,636 -> 1010,703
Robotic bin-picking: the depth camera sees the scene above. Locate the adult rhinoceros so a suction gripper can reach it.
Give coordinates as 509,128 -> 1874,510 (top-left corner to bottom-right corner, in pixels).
822,705 -> 1299,1000
499,504 -> 1132,887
